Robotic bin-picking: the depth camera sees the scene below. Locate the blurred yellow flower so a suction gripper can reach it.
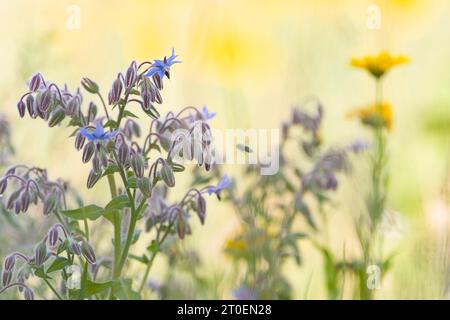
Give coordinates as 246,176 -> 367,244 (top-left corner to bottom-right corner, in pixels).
224,239 -> 248,252
351,52 -> 409,78
347,102 -> 393,131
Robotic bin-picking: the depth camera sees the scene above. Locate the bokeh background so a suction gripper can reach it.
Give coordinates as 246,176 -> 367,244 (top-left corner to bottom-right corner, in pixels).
0,0 -> 449,299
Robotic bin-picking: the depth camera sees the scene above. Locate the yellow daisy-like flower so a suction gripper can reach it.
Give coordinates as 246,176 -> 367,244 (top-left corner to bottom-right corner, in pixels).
351,52 -> 409,78
347,102 -> 393,131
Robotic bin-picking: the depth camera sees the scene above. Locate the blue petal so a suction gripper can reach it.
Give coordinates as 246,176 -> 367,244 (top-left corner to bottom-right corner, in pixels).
92,123 -> 104,138
79,128 -> 95,141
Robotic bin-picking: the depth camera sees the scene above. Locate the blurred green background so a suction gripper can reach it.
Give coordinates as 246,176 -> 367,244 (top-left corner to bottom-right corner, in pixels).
0,0 -> 449,299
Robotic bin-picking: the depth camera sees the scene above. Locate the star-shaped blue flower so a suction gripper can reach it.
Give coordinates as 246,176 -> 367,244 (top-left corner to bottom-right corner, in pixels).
201,105 -> 216,121
207,175 -> 232,197
79,123 -> 117,142
145,48 -> 181,80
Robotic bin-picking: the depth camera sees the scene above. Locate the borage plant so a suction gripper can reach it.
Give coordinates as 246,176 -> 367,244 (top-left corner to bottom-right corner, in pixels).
0,49 -> 226,300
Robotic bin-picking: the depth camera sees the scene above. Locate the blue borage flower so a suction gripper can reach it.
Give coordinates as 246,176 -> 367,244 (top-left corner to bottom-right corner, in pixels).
145,48 -> 181,80
206,175 -> 232,197
189,105 -> 216,123
79,123 -> 117,142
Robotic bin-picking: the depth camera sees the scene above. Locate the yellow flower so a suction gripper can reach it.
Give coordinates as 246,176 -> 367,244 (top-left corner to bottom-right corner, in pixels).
225,239 -> 248,252
347,102 -> 393,131
351,52 -> 409,78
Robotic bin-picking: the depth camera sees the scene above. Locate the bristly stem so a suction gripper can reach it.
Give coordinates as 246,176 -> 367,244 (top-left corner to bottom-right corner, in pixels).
43,278 -> 64,300
97,92 -> 110,120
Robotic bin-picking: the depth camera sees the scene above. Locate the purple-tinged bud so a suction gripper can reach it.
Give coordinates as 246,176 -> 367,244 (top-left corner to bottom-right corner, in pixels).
87,169 -> 102,189
19,189 -> 31,212
152,73 -> 163,90
87,102 -> 98,122
2,270 -> 12,287
130,153 -> 145,178
125,61 -> 137,89
0,178 -> 7,195
38,89 -> 52,112
3,254 -> 16,272
66,97 -> 80,116
81,77 -> 99,94
34,241 -> 48,267
117,142 -> 130,166
7,188 -> 23,210
14,201 -> 21,215
17,100 -> 26,118
176,216 -> 186,240
138,177 -> 152,198
141,91 -> 152,109
108,77 -> 122,105
197,195 -> 206,225
23,287 -> 35,300
43,193 -> 57,215
48,226 -> 59,248
74,132 -> 86,150
81,241 -> 96,264
92,154 -> 102,173
160,162 -> 175,187
82,142 -> 95,163
69,239 -> 82,256
99,149 -> 108,167
48,106 -> 66,127
154,88 -> 162,104
26,95 -> 36,118
29,73 -> 43,92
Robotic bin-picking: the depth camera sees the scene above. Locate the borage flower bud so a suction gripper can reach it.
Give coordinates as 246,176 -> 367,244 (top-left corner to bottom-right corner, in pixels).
197,195 -> 206,225
87,169 -> 102,189
130,153 -> 145,178
68,238 -> 82,256
125,61 -> 137,89
38,89 -> 52,112
92,154 -> 102,173
48,225 -> 59,248
7,188 -> 23,210
17,100 -> 26,118
81,241 -> 96,264
34,241 -> 48,267
82,142 -> 95,163
43,193 -> 57,215
87,102 -> 98,122
3,254 -> 16,272
141,91 -> 152,110
26,95 -> 36,118
117,142 -> 130,166
108,77 -> 122,105
81,77 -> 99,94
160,162 -> 175,187
48,106 -> 66,127
19,189 -> 31,212
138,177 -> 152,198
0,178 -> 7,195
2,270 -> 12,287
29,73 -> 43,92
74,132 -> 86,150
152,73 -> 163,90
66,97 -> 80,116
99,149 -> 108,167
24,287 -> 35,300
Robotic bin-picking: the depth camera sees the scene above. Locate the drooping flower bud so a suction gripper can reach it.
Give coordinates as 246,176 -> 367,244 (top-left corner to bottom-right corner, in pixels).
82,142 -> 95,163
68,238 -> 82,256
7,188 -> 23,210
66,97 -> 80,116
43,193 -> 57,215
152,73 -> 163,90
0,178 -> 7,195
125,61 -> 137,89
108,76 -> 122,105
81,241 -> 96,264
197,195 -> 206,225
29,73 -> 43,92
38,89 -> 52,112
48,106 -> 66,127
81,77 -> 99,94
87,102 -> 98,123
74,131 -> 86,150
3,254 -> 16,272
34,241 -> 48,267
176,216 -> 187,240
130,153 -> 145,178
23,287 -> 35,300
19,189 -> 31,212
48,225 -> 59,248
17,100 -> 26,118
160,162 -> 175,187
87,169 -> 102,189
92,154 -> 102,173
138,177 -> 152,198
117,142 -> 130,166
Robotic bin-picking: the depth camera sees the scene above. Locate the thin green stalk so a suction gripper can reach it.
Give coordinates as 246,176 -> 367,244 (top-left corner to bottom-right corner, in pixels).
43,278 -> 64,300
97,92 -> 110,120
106,174 -> 121,280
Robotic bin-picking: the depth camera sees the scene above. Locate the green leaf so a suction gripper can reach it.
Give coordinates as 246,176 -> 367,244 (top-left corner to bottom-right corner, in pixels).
34,267 -> 52,280
102,164 -> 120,176
47,257 -> 71,273
127,177 -> 139,189
113,279 -> 141,300
104,119 -> 118,129
85,280 -> 114,296
62,205 -> 104,221
105,195 -> 131,213
122,110 -> 139,119
129,254 -> 149,265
